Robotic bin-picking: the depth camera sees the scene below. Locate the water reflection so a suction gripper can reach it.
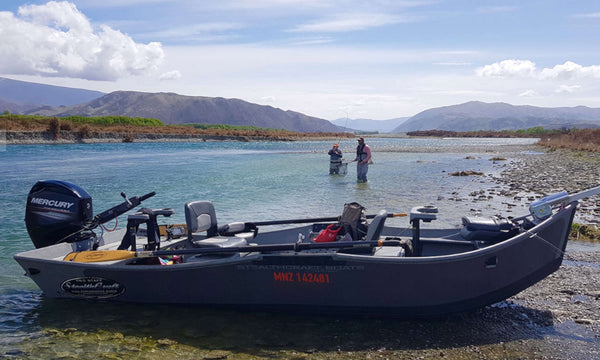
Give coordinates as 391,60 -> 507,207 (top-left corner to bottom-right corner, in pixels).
2,287 -> 598,359
0,294 -> 566,357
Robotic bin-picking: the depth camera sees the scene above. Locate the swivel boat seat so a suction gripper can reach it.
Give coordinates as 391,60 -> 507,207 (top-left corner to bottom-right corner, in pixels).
365,209 -> 388,241
184,201 -> 252,248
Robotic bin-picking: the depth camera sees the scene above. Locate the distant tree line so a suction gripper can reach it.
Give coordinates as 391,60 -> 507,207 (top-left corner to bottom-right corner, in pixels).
407,127 -> 600,152
406,127 -> 565,138
183,123 -> 289,132
62,115 -> 163,126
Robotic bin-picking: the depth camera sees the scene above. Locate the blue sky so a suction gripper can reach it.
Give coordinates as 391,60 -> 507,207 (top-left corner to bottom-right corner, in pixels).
1,1 -> 600,120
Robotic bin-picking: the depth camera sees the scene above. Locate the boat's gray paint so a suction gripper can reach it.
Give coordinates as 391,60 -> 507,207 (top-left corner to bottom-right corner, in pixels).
14,202 -> 576,317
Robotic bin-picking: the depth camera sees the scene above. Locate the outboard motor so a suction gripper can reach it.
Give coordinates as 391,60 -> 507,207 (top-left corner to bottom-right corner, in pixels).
25,180 -> 94,248
25,180 -> 157,249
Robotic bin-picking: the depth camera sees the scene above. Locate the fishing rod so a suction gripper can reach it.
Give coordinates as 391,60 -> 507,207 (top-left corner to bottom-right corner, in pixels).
250,212 -> 407,226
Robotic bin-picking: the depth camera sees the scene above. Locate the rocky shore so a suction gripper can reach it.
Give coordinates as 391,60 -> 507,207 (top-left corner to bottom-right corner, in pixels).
491,148 -> 600,223
331,145 -> 600,359
483,146 -> 600,358
297,146 -> 600,360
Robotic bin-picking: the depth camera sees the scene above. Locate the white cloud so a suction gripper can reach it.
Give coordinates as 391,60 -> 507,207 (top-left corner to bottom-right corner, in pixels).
20,1 -> 92,33
260,95 -> 276,103
159,70 -> 182,81
555,84 -> 581,93
572,12 -> 600,19
143,22 -> 244,42
477,60 -> 600,80
475,59 -> 537,78
289,12 -> 411,33
0,1 -> 165,81
519,90 -> 540,97
289,37 -> 335,46
539,61 -> 600,80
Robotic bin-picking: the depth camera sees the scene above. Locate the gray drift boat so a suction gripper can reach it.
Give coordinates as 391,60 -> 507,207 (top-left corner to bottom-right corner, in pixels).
14,180 -> 600,317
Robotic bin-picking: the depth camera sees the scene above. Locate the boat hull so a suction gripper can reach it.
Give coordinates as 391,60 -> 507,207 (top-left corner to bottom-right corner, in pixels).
14,203 -> 576,317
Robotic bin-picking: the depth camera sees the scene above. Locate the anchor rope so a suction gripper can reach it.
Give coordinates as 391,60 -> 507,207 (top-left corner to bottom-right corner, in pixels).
523,228 -> 565,258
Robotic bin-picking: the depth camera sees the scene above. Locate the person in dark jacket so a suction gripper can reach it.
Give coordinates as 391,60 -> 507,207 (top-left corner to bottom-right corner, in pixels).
328,143 -> 343,174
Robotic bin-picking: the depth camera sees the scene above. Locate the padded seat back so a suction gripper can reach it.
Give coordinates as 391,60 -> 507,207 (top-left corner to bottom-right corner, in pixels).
365,210 -> 388,241
185,201 -> 218,238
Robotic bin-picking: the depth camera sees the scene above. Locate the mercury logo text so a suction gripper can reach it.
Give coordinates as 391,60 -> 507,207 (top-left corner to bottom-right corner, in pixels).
30,197 -> 74,209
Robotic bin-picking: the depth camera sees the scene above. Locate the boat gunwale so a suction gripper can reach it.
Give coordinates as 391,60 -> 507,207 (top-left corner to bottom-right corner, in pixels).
14,202 -> 576,269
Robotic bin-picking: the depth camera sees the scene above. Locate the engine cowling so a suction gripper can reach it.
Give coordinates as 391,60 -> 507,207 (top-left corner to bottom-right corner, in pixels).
25,180 -> 93,248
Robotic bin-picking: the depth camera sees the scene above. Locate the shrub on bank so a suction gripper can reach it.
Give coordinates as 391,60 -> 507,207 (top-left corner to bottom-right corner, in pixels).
406,127 -> 600,153
538,129 -> 600,152
63,115 -> 163,127
0,114 -> 352,140
571,223 -> 600,242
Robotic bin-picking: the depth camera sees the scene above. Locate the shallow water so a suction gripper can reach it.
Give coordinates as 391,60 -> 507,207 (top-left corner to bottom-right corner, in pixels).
1,137 -> 598,359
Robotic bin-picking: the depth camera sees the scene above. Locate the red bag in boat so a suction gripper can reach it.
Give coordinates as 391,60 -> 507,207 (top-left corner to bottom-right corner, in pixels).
314,224 -> 341,243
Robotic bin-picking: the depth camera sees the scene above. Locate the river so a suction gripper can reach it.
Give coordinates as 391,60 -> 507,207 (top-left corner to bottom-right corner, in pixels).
2,137 -> 598,359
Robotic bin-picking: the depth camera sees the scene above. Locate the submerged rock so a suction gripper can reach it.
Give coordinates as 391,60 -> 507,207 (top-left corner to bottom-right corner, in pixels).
449,170 -> 484,176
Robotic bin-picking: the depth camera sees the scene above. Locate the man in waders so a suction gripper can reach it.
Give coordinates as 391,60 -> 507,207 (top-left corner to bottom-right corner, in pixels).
328,143 -> 343,174
353,137 -> 371,182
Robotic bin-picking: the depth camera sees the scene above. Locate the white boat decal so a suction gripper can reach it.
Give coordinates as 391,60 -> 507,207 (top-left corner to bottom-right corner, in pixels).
61,277 -> 125,299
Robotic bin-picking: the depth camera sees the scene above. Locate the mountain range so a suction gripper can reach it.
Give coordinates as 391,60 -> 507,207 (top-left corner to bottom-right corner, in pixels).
393,101 -> 600,132
0,77 -> 339,133
331,117 -> 409,133
2,77 -> 600,133
29,90 -> 340,133
0,77 -> 104,108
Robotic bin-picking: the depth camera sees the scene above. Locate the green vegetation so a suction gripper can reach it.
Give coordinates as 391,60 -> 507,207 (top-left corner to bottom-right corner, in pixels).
63,115 -> 163,126
1,113 -> 162,127
571,223 -> 600,242
406,127 -> 569,138
182,123 -> 288,132
408,127 -> 600,152
514,126 -> 549,136
355,130 -> 379,135
1,114 -> 353,141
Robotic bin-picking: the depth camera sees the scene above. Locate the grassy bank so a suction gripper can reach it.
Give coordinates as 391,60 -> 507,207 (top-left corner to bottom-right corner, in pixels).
0,114 -> 353,141
537,128 -> 600,152
571,223 -> 600,242
407,127 -> 600,152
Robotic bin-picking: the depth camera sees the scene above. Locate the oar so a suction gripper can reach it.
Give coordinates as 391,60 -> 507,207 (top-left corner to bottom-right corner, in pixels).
63,239 -> 404,263
251,212 -> 407,226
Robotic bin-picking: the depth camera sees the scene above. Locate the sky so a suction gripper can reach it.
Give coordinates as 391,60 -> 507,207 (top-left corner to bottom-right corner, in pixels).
1,1 -> 600,120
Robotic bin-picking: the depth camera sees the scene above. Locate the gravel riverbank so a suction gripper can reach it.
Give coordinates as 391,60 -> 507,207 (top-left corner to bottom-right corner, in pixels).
302,145 -> 600,360
478,146 -> 600,359
304,145 -> 600,360
491,147 -> 600,224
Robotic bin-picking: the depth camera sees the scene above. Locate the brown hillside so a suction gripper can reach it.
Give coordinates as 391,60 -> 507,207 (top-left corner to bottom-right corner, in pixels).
28,91 -> 340,133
